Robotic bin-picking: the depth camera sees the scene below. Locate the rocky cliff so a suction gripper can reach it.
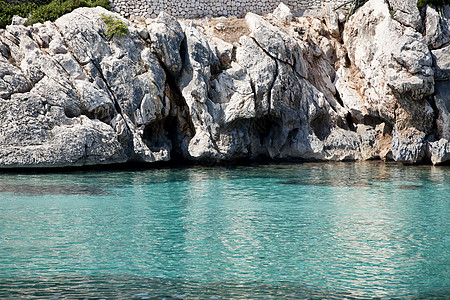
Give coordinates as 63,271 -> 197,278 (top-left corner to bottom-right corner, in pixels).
0,0 -> 449,168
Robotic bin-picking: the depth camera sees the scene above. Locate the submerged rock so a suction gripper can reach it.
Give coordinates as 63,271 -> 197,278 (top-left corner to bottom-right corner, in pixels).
0,1 -> 449,167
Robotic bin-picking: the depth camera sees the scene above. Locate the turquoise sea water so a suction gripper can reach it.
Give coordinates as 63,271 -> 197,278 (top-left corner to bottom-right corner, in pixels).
0,162 -> 449,299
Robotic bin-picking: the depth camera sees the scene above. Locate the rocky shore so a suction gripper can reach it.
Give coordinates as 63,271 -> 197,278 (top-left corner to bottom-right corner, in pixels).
0,0 -> 449,168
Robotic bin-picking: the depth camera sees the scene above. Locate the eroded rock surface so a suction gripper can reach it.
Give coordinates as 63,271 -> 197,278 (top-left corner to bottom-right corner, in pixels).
425,5 -> 450,50
387,0 -> 422,31
340,0 -> 441,164
1,0 -> 449,167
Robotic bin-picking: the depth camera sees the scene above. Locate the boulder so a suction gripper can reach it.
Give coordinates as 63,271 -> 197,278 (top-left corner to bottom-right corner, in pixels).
148,12 -> 185,78
0,94 -> 125,168
322,4 -> 340,38
391,128 -> 427,163
432,45 -> 450,81
11,15 -> 28,26
387,0 -> 422,31
429,139 -> 450,165
273,3 -> 293,24
425,5 -> 450,49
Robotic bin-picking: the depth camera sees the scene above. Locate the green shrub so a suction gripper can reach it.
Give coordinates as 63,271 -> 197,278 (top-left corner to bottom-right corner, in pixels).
0,0 -> 110,28
27,0 -> 74,24
100,13 -> 128,39
4,0 -> 51,4
418,0 -> 450,8
88,0 -> 110,9
28,0 -> 110,24
0,1 -> 38,28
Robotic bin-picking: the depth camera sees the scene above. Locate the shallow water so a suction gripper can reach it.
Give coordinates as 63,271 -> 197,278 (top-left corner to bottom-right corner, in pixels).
0,162 -> 449,299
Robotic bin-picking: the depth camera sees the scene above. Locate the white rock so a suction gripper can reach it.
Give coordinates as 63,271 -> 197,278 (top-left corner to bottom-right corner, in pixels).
322,4 -> 340,38
425,5 -> 450,49
273,3 -> 293,24
11,15 -> 28,26
214,22 -> 226,31
432,45 -> 450,81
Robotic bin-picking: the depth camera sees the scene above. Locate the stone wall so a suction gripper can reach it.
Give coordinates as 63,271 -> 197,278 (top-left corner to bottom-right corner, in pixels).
110,0 -> 350,19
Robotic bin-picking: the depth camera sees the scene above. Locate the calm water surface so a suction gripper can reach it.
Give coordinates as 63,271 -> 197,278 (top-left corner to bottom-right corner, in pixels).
0,162 -> 449,299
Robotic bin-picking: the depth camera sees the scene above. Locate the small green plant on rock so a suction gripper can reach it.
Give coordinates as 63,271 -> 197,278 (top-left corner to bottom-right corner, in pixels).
417,0 -> 450,9
100,13 -> 128,39
335,0 -> 369,17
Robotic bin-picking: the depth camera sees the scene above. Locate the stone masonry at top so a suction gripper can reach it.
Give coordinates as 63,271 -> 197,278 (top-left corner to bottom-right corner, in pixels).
109,0 -> 350,19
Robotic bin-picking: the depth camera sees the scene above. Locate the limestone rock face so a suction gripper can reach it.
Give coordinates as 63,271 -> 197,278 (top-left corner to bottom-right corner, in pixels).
174,11 -> 373,162
1,2 -> 450,167
342,0 -> 435,164
176,22 -> 221,159
425,5 -> 450,50
435,82 -> 450,141
431,82 -> 450,164
0,7 -> 188,167
0,61 -> 31,99
322,4 -> 340,38
387,0 -> 422,31
148,12 -> 185,78
424,5 -> 450,165
432,45 -> 450,81
0,94 -> 124,167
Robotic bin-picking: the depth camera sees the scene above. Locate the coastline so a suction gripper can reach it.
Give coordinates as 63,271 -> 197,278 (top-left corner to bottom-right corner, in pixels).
1,1 -> 449,169
0,159 -> 448,174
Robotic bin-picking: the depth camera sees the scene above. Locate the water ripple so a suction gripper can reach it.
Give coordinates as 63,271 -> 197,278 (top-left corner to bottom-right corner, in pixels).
0,162 -> 449,298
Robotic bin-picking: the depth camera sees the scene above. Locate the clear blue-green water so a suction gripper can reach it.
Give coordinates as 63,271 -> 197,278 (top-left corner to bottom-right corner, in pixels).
0,162 -> 449,299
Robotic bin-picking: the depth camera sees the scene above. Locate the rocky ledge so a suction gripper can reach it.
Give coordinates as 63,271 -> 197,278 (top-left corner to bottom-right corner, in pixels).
0,0 -> 449,168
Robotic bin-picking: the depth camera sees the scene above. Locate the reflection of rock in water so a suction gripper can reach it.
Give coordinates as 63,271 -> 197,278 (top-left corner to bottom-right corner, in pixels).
396,185 -> 423,190
279,179 -> 374,187
279,179 -> 314,185
0,184 -> 107,195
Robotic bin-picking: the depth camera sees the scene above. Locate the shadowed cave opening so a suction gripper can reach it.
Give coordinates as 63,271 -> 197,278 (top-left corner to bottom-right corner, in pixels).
253,116 -> 276,145
142,118 -> 170,152
361,115 -> 386,127
141,82 -> 195,162
310,112 -> 331,140
346,112 -> 356,132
